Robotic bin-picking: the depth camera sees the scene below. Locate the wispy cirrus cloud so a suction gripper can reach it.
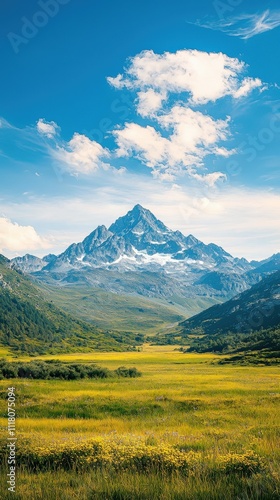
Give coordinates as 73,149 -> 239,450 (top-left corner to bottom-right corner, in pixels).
195,9 -> 280,40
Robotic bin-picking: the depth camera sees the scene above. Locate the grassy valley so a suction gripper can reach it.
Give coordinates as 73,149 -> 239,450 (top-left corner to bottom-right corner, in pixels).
36,282 -> 222,334
0,346 -> 279,499
0,254 -> 279,498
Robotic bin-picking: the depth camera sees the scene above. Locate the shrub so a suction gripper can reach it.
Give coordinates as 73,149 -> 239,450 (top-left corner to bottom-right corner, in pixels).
0,437 -> 266,477
115,366 -> 142,378
0,360 -> 141,380
219,452 -> 266,476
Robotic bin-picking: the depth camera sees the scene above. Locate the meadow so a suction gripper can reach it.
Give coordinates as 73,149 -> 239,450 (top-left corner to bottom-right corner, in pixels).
0,346 -> 279,499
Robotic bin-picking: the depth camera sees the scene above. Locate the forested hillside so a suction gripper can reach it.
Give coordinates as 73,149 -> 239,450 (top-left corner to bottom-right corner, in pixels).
179,269 -> 280,363
0,255 -> 143,355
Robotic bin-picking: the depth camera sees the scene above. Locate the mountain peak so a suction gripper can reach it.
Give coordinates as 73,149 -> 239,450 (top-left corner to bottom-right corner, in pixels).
82,225 -> 111,252
132,203 -> 145,211
109,205 -> 169,236
130,204 -> 156,220
131,204 -> 150,215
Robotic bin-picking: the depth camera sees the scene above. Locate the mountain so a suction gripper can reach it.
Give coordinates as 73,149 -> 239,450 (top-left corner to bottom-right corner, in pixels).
177,269 -> 280,364
0,255 -> 143,355
12,205 -> 257,305
193,271 -> 250,295
12,253 -> 56,273
247,253 -> 280,281
10,206 -> 280,336
179,269 -> 280,336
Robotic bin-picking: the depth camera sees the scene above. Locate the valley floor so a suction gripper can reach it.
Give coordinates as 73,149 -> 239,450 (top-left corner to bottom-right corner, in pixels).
0,346 -> 279,499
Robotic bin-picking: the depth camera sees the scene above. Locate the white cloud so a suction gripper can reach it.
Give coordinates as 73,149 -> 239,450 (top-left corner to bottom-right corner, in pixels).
35,119 -> 125,177
214,147 -> 235,158
108,49 -> 263,114
158,106 -> 230,151
108,49 -> 263,184
0,217 -> 50,254
137,89 -> 167,117
190,172 -> 227,187
229,10 -> 280,39
114,123 -> 168,165
37,118 -> 59,138
0,117 -> 15,129
53,133 -> 110,175
233,77 -> 264,99
31,50 -> 263,184
196,10 -> 280,40
114,106 -> 233,182
107,73 -> 123,89
2,48 -> 265,190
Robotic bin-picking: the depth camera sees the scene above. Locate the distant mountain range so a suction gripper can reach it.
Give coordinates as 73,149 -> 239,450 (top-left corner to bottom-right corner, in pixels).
3,205 -> 280,357
12,205 -> 280,306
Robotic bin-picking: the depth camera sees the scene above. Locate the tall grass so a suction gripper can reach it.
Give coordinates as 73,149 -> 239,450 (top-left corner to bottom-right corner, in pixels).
0,347 -> 279,498
0,468 -> 279,499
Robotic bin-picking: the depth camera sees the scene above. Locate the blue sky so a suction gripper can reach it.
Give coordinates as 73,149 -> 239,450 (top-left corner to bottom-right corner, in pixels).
0,0 -> 280,259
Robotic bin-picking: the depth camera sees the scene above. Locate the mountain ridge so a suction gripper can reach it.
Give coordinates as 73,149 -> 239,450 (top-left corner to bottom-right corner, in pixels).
12,205 -> 279,304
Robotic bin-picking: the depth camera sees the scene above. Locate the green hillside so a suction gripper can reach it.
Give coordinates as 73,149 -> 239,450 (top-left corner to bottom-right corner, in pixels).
177,269 -> 280,363
187,327 -> 280,364
179,269 -> 280,336
0,255 -> 143,355
35,283 -> 221,334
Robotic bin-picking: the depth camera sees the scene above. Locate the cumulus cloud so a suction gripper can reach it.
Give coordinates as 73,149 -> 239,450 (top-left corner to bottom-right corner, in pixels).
190,171 -> 227,187
114,123 -> 168,165
37,118 -> 59,138
0,217 -> 50,254
136,89 -> 167,117
108,49 -> 263,114
114,106 -> 233,182
196,10 -> 280,40
158,106 -> 230,151
30,50 -> 264,185
52,133 -> 110,175
35,122 -> 114,176
108,49 -> 264,184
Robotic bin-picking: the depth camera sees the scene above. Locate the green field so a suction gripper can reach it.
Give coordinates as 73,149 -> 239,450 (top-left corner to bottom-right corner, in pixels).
0,346 -> 279,499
